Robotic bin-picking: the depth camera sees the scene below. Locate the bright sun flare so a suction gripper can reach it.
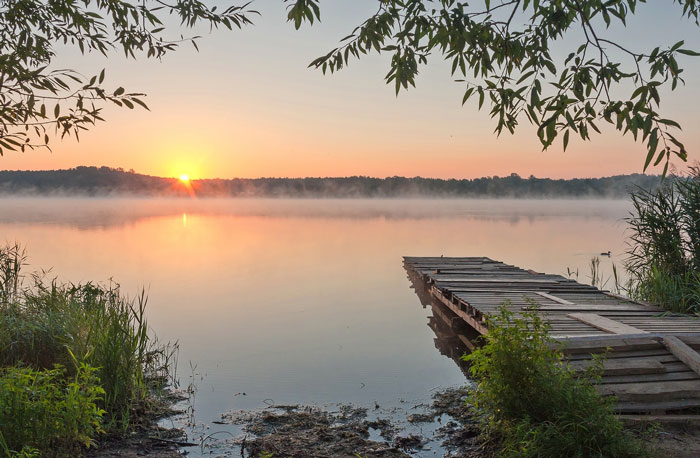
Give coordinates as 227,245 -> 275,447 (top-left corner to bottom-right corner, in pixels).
179,174 -> 190,183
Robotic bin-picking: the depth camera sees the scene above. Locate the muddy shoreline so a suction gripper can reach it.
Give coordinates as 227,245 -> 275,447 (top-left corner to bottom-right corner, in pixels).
204,386 -> 490,458
86,384 -> 700,458
88,388 -> 191,458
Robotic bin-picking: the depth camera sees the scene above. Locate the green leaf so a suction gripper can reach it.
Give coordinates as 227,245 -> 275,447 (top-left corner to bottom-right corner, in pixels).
657,118 -> 681,129
644,129 -> 659,170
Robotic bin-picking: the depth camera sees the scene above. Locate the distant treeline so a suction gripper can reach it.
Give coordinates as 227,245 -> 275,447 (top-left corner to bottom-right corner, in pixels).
0,166 -> 663,198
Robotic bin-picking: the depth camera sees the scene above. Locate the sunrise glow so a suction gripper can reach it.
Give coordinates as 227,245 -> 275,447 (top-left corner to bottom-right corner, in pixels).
179,174 -> 190,183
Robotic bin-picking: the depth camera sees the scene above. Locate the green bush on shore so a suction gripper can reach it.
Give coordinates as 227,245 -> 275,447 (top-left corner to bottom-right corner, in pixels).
464,304 -> 652,458
0,364 -> 104,457
0,244 -> 175,456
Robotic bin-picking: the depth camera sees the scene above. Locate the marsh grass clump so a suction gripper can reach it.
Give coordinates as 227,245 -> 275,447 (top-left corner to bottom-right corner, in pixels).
0,244 -> 176,455
465,304 -> 651,458
627,169 -> 700,313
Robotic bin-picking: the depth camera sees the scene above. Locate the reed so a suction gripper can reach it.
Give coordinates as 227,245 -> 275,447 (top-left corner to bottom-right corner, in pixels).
0,244 -> 176,454
626,170 -> 700,313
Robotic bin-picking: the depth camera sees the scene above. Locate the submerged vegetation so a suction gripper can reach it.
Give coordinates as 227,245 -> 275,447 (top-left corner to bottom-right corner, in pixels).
465,305 -> 651,458
0,244 -> 176,456
625,169 -> 700,314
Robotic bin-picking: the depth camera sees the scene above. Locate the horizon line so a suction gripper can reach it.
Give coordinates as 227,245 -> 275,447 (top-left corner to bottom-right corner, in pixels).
0,166 -> 659,182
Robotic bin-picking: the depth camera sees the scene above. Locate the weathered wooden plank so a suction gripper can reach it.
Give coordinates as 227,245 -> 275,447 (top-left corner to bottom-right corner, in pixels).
554,333 -> 665,353
569,358 -> 666,376
604,291 -> 658,308
618,414 -> 700,426
437,278 -> 562,284
567,313 -> 648,335
615,398 -> 700,413
535,291 -> 575,305
451,287 -> 601,294
404,256 -> 493,261
600,371 -> 699,385
597,380 -> 700,402
528,305 -> 661,312
662,335 -> 700,377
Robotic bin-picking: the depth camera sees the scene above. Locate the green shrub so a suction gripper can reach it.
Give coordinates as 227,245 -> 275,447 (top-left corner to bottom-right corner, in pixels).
465,305 -> 651,458
0,364 -> 104,457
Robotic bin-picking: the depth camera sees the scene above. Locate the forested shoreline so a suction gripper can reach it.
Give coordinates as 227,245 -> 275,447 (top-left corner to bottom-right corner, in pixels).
0,167 -> 662,198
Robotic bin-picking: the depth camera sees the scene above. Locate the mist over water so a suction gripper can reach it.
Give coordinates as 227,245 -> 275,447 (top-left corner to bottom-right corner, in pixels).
0,198 -> 632,454
0,197 -> 631,227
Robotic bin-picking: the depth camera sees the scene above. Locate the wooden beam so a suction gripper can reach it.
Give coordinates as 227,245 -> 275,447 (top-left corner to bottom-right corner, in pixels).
457,334 -> 477,351
535,291 -> 574,305
567,313 -> 648,335
662,335 -> 700,377
431,287 -> 489,335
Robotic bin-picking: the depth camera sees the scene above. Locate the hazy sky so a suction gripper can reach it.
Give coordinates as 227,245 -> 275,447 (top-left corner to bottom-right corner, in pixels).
2,1 -> 700,179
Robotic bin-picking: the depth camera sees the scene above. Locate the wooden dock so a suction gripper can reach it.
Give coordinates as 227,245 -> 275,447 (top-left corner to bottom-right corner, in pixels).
404,256 -> 700,415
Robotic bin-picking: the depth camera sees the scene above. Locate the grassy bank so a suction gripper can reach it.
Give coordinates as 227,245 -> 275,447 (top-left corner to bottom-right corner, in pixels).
0,245 -> 176,457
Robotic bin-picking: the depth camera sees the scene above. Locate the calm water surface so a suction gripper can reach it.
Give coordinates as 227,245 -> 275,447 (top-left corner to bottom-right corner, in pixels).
0,198 -> 632,453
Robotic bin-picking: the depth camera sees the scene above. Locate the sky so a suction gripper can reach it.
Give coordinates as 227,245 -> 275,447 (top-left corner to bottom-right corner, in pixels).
2,1 -> 700,179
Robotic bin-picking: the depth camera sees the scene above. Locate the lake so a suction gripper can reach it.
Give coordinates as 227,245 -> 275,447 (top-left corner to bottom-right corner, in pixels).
0,198 -> 632,454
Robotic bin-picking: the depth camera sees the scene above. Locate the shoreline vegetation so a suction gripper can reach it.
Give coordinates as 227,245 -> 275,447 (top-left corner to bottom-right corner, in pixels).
0,167 -> 662,199
0,245 -> 184,457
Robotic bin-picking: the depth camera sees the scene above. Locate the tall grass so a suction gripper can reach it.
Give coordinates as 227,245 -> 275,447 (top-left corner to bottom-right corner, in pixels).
0,244 -> 176,442
626,169 -> 700,313
0,243 -> 24,304
465,304 -> 651,458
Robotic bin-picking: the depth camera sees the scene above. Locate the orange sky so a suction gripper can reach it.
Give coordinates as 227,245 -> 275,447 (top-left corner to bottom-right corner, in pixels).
1,1 -> 699,179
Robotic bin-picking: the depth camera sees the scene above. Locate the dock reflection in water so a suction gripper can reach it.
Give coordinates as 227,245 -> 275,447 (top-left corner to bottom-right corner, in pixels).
406,264 -> 480,378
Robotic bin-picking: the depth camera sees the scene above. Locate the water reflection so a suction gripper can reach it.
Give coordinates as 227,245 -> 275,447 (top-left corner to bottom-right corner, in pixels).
406,264 -> 480,378
0,198 -> 630,230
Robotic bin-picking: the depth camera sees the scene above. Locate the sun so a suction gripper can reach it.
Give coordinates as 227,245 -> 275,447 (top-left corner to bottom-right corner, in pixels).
176,172 -> 196,198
